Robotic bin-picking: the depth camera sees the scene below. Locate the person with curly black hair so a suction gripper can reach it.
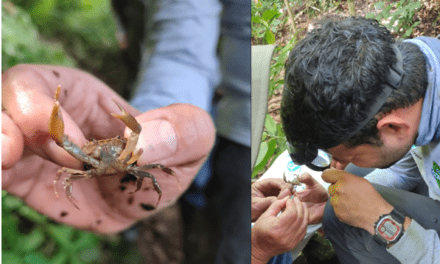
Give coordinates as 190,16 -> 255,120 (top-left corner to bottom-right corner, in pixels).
281,17 -> 440,263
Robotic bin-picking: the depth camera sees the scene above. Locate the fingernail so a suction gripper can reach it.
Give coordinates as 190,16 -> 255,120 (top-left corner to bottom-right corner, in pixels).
132,120 -> 177,163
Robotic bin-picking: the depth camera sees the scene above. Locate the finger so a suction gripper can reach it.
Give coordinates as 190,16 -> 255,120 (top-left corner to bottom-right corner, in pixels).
254,178 -> 291,197
292,196 -> 304,217
328,184 -> 336,197
331,159 -> 348,170
300,202 -> 309,234
262,196 -> 289,217
132,104 -> 215,165
299,172 -> 318,187
277,185 -> 294,199
252,196 -> 277,215
131,104 -> 215,193
321,168 -> 343,184
2,112 -> 24,169
330,195 -> 339,207
278,197 -> 301,224
308,203 -> 326,225
2,65 -> 112,169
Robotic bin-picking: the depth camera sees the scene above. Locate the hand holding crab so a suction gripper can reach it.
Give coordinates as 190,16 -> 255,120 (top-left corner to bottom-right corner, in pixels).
49,85 -> 180,209
2,64 -> 215,233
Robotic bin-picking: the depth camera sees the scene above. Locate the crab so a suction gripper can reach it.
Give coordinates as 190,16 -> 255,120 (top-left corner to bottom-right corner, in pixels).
283,172 -> 301,192
49,85 -> 179,209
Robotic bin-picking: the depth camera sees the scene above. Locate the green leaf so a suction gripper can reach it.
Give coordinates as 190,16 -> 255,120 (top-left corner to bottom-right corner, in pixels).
262,131 -> 268,141
251,16 -> 261,24
261,9 -> 280,23
49,252 -> 69,264
2,252 -> 23,264
2,2 -> 76,70
77,247 -> 100,263
254,141 -> 269,171
19,206 -> 47,224
23,253 -> 50,264
21,229 -> 45,253
403,21 -> 420,38
365,13 -> 375,19
374,1 -> 385,10
264,30 -> 275,44
382,5 -> 393,17
72,231 -> 99,251
276,123 -> 286,142
252,139 -> 277,177
3,194 -> 23,210
2,215 -> 19,251
47,225 -> 75,248
265,114 -> 277,136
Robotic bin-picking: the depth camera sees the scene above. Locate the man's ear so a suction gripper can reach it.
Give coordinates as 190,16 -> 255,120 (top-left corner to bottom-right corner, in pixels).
376,114 -> 410,145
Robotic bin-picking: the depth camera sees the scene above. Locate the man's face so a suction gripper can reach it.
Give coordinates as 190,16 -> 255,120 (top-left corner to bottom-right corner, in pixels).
327,140 -> 413,169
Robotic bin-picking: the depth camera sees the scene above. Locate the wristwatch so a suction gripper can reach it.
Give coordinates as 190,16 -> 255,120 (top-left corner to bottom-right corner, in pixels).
373,209 -> 406,247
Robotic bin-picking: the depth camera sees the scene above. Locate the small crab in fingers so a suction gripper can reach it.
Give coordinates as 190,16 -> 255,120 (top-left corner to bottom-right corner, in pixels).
283,172 -> 302,193
48,85 -> 180,210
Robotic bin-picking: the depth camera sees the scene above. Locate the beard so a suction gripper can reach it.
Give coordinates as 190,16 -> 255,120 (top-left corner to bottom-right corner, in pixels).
375,139 -> 415,169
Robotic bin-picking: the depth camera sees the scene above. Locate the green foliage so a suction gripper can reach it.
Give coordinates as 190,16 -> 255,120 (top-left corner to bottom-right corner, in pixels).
252,114 -> 287,178
252,2 -> 283,44
8,0 -> 119,68
2,191 -> 141,264
366,0 -> 422,38
2,191 -> 95,263
2,2 -> 76,70
268,38 -> 296,97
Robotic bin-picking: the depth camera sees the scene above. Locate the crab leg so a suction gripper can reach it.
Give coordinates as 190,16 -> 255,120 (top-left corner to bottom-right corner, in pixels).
48,86 -> 99,167
135,164 -> 181,190
54,167 -> 94,210
111,100 -> 142,162
128,170 -> 162,206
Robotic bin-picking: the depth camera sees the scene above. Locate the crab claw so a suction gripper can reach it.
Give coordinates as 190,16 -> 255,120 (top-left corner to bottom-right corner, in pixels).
111,100 -> 142,161
111,100 -> 141,134
127,148 -> 144,165
48,85 -> 65,145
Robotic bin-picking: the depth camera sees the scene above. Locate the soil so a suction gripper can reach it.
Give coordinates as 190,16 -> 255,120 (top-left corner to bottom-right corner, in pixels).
134,203 -> 184,264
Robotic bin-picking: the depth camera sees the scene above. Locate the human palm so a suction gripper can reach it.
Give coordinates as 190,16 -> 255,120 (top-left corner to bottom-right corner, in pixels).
2,65 -> 215,233
295,173 -> 329,224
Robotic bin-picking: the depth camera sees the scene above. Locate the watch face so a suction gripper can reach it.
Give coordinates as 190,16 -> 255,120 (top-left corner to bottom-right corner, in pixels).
377,218 -> 402,241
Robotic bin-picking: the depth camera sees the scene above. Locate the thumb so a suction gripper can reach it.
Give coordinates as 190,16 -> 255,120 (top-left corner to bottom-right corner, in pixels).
128,104 -> 215,165
321,168 -> 343,184
299,172 -> 318,187
130,118 -> 178,163
263,197 -> 289,217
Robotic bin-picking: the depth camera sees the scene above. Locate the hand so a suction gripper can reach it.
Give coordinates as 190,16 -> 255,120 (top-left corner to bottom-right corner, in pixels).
331,159 -> 348,170
321,168 -> 393,234
251,178 -> 294,222
251,196 -> 309,264
295,172 -> 329,224
2,64 -> 215,233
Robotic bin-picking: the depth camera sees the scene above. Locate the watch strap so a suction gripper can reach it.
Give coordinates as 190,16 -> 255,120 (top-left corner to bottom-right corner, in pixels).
389,208 -> 405,223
